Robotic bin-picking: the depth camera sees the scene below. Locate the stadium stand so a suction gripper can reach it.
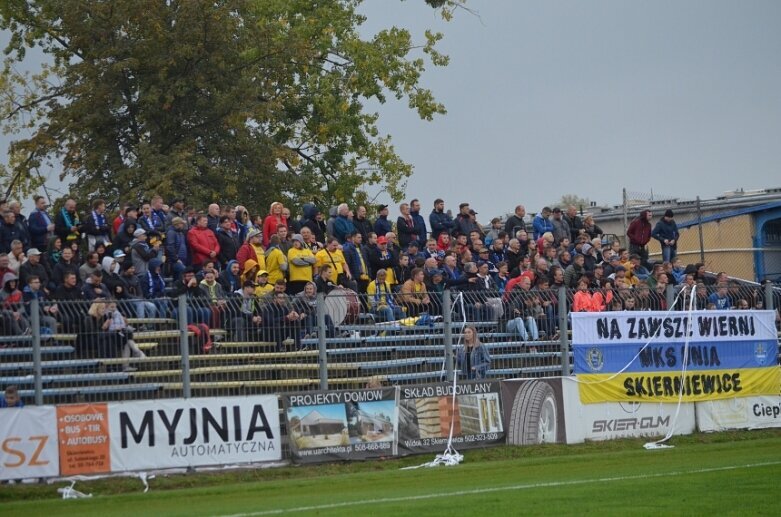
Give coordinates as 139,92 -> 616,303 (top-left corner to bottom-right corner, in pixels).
0,196 -> 778,405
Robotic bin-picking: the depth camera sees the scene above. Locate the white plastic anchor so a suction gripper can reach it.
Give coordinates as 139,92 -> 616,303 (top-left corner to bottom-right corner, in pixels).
57,481 -> 92,499
643,442 -> 675,450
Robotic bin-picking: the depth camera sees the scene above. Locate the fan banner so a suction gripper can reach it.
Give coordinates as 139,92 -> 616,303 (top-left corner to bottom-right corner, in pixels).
572,311 -> 780,403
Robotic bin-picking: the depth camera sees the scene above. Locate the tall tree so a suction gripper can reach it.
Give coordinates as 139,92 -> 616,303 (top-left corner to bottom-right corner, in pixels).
0,0 -> 451,211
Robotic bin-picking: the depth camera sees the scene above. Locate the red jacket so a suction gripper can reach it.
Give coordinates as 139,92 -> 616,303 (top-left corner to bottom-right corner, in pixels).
262,215 -> 287,247
236,242 -> 258,271
572,290 -> 597,312
187,226 -> 219,266
627,212 -> 652,247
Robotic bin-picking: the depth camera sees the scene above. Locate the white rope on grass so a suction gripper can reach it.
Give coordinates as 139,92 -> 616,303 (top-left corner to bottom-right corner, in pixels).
403,292 -> 468,469
57,481 -> 92,499
643,284 -> 697,450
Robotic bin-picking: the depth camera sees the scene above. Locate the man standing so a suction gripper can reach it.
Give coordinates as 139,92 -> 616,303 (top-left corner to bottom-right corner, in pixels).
82,199 -> 112,251
409,199 -> 428,247
504,205 -> 526,237
550,208 -> 571,247
130,229 -> 160,277
206,203 -> 221,232
215,215 -> 240,267
54,198 -> 81,244
429,198 -> 455,240
166,198 -> 189,230
563,205 -> 584,242
455,203 -> 480,237
315,237 -> 353,289
0,210 -> 24,253
532,207 -> 554,241
352,205 -> 372,243
187,214 -> 220,270
28,195 -> 55,250
342,231 -> 371,293
627,210 -> 653,267
332,203 -> 356,244
373,204 -> 392,238
652,209 -> 679,263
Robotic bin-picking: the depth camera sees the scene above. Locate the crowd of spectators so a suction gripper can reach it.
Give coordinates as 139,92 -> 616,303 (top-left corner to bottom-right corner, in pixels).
0,194 -> 775,358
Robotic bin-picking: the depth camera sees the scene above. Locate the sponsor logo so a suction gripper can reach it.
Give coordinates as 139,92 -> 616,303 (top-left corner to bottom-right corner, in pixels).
591,416 -> 670,433
586,347 -> 604,372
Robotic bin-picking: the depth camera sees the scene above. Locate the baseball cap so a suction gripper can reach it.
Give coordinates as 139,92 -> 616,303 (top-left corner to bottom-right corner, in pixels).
27,248 -> 42,256
113,250 -> 126,258
377,236 -> 388,245
378,204 -> 388,211
133,229 -> 146,238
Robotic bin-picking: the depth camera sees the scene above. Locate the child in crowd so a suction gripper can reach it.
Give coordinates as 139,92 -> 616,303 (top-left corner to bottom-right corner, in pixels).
106,301 -> 146,370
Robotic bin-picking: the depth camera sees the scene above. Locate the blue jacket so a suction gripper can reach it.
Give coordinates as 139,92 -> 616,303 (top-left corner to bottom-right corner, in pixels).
0,221 -> 25,253
652,219 -> 679,246
410,210 -> 428,245
333,215 -> 355,244
166,226 -> 189,264
429,209 -> 455,239
373,216 -> 392,237
456,344 -> 491,379
532,214 -> 554,240
28,209 -> 53,249
342,242 -> 370,278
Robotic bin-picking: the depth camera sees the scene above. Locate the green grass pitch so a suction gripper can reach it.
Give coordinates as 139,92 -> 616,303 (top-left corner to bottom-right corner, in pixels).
3,429 -> 780,516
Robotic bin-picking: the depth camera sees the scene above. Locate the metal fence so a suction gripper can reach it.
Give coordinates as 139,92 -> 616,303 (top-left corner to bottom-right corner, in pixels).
2,284 -> 778,407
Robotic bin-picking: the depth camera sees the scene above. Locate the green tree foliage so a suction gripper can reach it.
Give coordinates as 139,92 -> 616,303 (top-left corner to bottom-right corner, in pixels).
554,194 -> 591,210
0,0 -> 451,211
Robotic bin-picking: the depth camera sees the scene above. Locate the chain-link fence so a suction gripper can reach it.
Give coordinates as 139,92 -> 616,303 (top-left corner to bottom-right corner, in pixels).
2,284 -> 778,406
596,188 -> 781,284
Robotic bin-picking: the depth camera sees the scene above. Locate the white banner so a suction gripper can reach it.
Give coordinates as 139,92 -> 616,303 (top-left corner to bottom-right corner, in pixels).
696,396 -> 781,432
108,396 -> 281,471
571,310 -> 777,344
561,377 -> 695,444
0,406 -> 60,480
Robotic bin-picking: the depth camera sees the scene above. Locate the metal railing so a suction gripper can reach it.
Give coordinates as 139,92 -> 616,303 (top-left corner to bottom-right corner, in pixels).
2,283 -> 778,406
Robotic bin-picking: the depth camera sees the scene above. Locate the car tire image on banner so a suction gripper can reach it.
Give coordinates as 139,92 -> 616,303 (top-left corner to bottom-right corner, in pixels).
508,380 -> 558,445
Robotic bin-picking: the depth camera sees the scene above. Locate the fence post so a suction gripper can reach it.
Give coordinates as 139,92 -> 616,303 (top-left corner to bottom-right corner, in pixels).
622,188 -> 629,239
317,292 -> 328,390
443,289 -> 454,381
665,284 -> 675,310
696,196 -> 705,263
764,281 -> 774,311
31,297 -> 43,406
558,286 -> 570,376
178,295 -> 191,399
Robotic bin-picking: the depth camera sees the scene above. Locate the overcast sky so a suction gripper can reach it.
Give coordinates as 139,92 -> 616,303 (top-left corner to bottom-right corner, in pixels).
359,0 -> 781,219
3,1 -> 780,220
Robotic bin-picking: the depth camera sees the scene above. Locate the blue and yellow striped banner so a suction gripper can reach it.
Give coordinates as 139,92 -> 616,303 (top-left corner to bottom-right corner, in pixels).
571,311 -> 780,403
